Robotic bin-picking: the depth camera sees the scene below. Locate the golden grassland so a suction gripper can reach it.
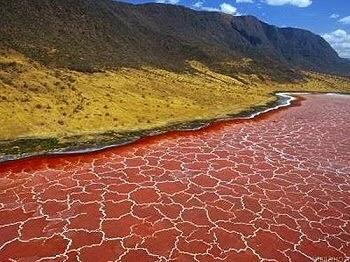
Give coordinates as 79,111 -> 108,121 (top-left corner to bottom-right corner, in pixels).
0,51 -> 349,146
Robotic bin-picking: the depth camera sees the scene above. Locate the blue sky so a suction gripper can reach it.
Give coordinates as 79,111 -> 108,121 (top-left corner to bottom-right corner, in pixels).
121,0 -> 350,58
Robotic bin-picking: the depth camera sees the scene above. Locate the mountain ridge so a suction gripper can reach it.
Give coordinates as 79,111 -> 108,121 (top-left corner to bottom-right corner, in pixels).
1,0 -> 350,157
1,0 -> 349,79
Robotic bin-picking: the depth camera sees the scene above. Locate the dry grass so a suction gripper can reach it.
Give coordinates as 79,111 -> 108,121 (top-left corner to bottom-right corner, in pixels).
0,51 -> 349,143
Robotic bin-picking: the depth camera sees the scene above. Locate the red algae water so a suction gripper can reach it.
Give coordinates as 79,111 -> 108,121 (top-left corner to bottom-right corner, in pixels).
0,94 -> 349,261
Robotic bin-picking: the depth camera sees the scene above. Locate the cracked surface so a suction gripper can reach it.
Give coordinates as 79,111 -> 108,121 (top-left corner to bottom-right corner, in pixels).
0,94 -> 349,262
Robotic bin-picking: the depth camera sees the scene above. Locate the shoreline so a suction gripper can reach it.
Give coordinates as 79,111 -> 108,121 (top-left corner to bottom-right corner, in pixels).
0,91 -> 348,164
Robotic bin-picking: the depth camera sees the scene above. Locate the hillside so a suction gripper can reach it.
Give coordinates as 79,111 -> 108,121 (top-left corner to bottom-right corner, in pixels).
1,0 -> 349,78
0,0 -> 350,158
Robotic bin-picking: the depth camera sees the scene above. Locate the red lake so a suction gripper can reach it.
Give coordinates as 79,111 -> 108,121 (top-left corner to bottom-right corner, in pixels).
0,94 -> 349,261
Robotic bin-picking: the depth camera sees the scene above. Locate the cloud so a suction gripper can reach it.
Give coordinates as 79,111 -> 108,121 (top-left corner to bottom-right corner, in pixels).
339,16 -> 350,25
156,0 -> 180,4
265,0 -> 312,7
323,29 -> 350,58
330,14 -> 340,19
193,1 -> 240,15
193,1 -> 220,12
193,1 -> 203,8
220,3 -> 239,15
236,0 -> 254,3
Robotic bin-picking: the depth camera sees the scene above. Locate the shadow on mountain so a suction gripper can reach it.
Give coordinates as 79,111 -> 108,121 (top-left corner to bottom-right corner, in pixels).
1,0 -> 349,83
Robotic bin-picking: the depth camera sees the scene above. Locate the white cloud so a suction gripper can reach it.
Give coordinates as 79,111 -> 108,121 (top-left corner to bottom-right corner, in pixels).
323,29 -> 350,58
236,0 -> 254,3
156,0 -> 180,4
202,6 -> 221,12
193,1 -> 203,8
265,0 -> 312,7
220,3 -> 239,15
339,16 -> 350,25
330,14 -> 340,19
193,1 -> 240,15
193,1 -> 220,12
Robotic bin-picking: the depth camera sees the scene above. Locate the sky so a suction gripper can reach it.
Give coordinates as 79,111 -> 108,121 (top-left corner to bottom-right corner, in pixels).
122,0 -> 350,58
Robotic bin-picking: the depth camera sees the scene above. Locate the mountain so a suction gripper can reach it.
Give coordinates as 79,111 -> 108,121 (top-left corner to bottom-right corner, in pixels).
0,0 -> 349,79
1,0 -> 350,158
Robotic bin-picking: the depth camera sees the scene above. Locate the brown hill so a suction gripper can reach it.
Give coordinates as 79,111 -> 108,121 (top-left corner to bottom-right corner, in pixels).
1,0 -> 349,80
